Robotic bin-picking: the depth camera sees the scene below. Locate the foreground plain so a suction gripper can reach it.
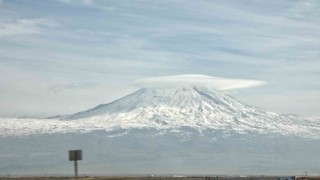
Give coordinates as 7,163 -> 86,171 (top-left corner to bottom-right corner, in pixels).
2,176 -> 320,180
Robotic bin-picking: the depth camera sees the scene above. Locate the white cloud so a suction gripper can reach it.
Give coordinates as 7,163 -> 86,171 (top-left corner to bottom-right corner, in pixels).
58,0 -> 94,5
0,1 -> 318,117
133,74 -> 266,90
0,19 -> 54,37
287,0 -> 318,19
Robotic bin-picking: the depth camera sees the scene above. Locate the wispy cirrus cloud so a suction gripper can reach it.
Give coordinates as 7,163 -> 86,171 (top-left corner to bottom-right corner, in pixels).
57,0 -> 94,5
48,82 -> 98,93
0,0 -> 319,117
286,0 -> 319,19
0,19 -> 55,38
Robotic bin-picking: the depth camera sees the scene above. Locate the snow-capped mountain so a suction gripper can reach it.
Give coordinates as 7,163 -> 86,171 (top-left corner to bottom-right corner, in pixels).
64,86 -> 318,137
1,86 -> 319,138
1,86 -> 320,175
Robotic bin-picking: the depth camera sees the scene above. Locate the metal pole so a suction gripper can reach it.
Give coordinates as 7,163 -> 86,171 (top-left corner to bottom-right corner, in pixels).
74,160 -> 78,180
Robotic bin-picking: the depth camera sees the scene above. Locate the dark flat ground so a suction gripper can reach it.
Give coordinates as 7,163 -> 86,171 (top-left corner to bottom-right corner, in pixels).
0,176 -> 247,180
0,176 -> 296,180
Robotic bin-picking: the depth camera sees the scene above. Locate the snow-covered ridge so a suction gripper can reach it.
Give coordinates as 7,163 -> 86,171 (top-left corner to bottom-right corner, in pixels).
0,86 -> 319,138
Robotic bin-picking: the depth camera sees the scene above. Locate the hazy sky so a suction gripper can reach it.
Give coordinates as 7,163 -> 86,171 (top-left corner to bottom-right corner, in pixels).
0,0 -> 319,117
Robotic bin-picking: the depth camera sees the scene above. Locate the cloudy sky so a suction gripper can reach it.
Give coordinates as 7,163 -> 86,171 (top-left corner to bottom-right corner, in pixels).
0,0 -> 319,117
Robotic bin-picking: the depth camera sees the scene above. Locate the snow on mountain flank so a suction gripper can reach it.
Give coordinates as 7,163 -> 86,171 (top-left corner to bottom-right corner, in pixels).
0,86 -> 319,138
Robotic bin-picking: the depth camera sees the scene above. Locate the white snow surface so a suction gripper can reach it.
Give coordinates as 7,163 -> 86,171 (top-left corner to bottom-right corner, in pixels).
1,86 -> 319,138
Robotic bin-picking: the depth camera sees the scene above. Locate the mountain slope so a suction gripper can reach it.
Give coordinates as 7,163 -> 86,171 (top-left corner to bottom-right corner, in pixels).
1,86 -> 320,175
63,86 -> 318,137
1,86 -> 319,138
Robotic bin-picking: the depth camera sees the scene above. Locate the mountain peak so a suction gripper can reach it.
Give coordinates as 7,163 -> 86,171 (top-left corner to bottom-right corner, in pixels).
1,86 -> 319,138
66,86 -> 241,120
52,85 -> 318,138
64,86 -> 289,134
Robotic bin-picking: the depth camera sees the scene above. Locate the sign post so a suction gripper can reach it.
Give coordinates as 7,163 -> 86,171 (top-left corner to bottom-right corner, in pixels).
69,150 -> 82,180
